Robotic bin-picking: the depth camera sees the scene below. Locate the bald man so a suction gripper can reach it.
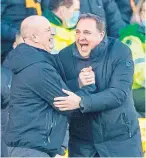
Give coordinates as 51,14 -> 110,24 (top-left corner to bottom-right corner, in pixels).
3,16 -> 95,157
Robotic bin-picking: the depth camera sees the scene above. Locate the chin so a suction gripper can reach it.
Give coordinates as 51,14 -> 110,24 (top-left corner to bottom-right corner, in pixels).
80,52 -> 90,58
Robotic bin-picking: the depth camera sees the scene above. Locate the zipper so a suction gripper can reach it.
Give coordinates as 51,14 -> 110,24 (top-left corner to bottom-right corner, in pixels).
47,111 -> 56,143
122,113 -> 132,138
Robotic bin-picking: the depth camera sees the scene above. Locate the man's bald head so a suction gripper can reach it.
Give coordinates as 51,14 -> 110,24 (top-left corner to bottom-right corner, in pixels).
20,16 -> 50,38
20,15 -> 55,52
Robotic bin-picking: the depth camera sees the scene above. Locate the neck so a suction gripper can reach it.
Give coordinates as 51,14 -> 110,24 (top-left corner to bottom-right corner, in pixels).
53,10 -> 63,22
24,40 -> 50,52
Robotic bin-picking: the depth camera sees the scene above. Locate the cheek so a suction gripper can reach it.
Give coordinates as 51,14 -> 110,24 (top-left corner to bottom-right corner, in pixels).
75,36 -> 79,41
143,14 -> 146,19
65,9 -> 72,19
68,8 -> 74,18
89,38 -> 100,48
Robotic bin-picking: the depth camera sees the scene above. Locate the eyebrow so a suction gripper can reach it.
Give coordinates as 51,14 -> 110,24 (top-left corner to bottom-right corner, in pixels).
76,29 -> 92,33
83,30 -> 91,32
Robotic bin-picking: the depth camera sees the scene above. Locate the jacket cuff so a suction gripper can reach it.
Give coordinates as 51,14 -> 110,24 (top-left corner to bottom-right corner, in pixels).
79,95 -> 92,113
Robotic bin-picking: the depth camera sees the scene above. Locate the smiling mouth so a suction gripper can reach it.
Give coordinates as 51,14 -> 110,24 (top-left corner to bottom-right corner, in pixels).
49,38 -> 53,42
80,44 -> 89,51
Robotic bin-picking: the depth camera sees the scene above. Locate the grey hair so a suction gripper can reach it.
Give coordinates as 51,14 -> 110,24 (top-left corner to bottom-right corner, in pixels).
77,13 -> 106,32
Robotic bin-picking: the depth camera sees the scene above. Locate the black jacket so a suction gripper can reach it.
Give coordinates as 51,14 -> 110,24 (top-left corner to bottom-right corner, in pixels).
3,44 -> 95,157
57,37 -> 143,157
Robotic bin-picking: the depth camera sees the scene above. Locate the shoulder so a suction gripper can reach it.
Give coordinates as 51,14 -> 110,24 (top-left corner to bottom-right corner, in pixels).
108,37 -> 132,59
30,62 -> 57,74
25,62 -> 60,86
59,43 -> 75,59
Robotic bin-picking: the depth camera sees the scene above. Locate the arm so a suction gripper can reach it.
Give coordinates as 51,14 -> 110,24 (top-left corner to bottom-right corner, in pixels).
103,0 -> 126,37
80,46 -> 134,113
29,64 -> 95,116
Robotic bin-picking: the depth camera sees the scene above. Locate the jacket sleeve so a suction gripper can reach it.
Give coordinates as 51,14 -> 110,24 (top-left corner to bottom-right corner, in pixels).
29,64 -> 96,116
103,0 -> 126,37
80,45 -> 134,113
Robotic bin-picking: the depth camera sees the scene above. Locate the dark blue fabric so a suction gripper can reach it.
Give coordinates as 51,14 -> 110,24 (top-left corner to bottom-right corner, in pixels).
80,0 -> 126,38
115,0 -> 139,24
7,147 -> 50,157
1,0 -> 37,55
58,37 -> 143,157
3,44 -> 96,157
3,44 -> 70,156
1,67 -> 12,109
41,0 -> 50,10
1,67 -> 12,157
1,108 -> 8,157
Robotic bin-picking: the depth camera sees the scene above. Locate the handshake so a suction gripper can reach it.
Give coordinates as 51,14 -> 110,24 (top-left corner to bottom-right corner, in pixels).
78,66 -> 95,88
54,66 -> 95,111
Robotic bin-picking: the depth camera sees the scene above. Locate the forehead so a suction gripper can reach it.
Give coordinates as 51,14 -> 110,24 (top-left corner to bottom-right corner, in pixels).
76,18 -> 98,31
41,20 -> 51,29
72,0 -> 80,9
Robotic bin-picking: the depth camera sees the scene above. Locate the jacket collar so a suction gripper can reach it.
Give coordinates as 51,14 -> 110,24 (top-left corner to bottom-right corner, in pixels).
3,43 -> 57,74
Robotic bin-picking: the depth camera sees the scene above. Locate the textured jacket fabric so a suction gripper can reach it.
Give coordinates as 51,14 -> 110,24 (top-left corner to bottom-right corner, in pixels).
57,37 -> 143,157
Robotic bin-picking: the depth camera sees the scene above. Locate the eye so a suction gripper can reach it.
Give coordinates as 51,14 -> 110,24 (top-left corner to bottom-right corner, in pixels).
76,30 -> 80,34
84,31 -> 91,35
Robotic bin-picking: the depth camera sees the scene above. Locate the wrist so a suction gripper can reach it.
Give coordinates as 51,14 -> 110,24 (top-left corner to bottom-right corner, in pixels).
78,78 -> 82,88
79,97 -> 84,111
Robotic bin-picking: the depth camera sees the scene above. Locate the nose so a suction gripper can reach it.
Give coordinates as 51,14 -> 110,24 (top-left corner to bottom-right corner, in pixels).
79,34 -> 85,40
51,27 -> 56,36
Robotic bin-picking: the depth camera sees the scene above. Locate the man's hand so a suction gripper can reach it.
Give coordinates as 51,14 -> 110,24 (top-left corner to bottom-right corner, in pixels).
54,89 -> 81,111
78,66 -> 95,88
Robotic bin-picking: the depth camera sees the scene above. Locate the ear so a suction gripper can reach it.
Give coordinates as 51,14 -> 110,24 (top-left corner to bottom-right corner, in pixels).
31,34 -> 39,43
99,31 -> 105,41
13,42 -> 17,49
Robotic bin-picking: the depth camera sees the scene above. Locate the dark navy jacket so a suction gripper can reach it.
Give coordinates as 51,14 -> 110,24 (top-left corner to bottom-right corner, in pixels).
57,37 -> 143,157
3,44 -> 95,157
